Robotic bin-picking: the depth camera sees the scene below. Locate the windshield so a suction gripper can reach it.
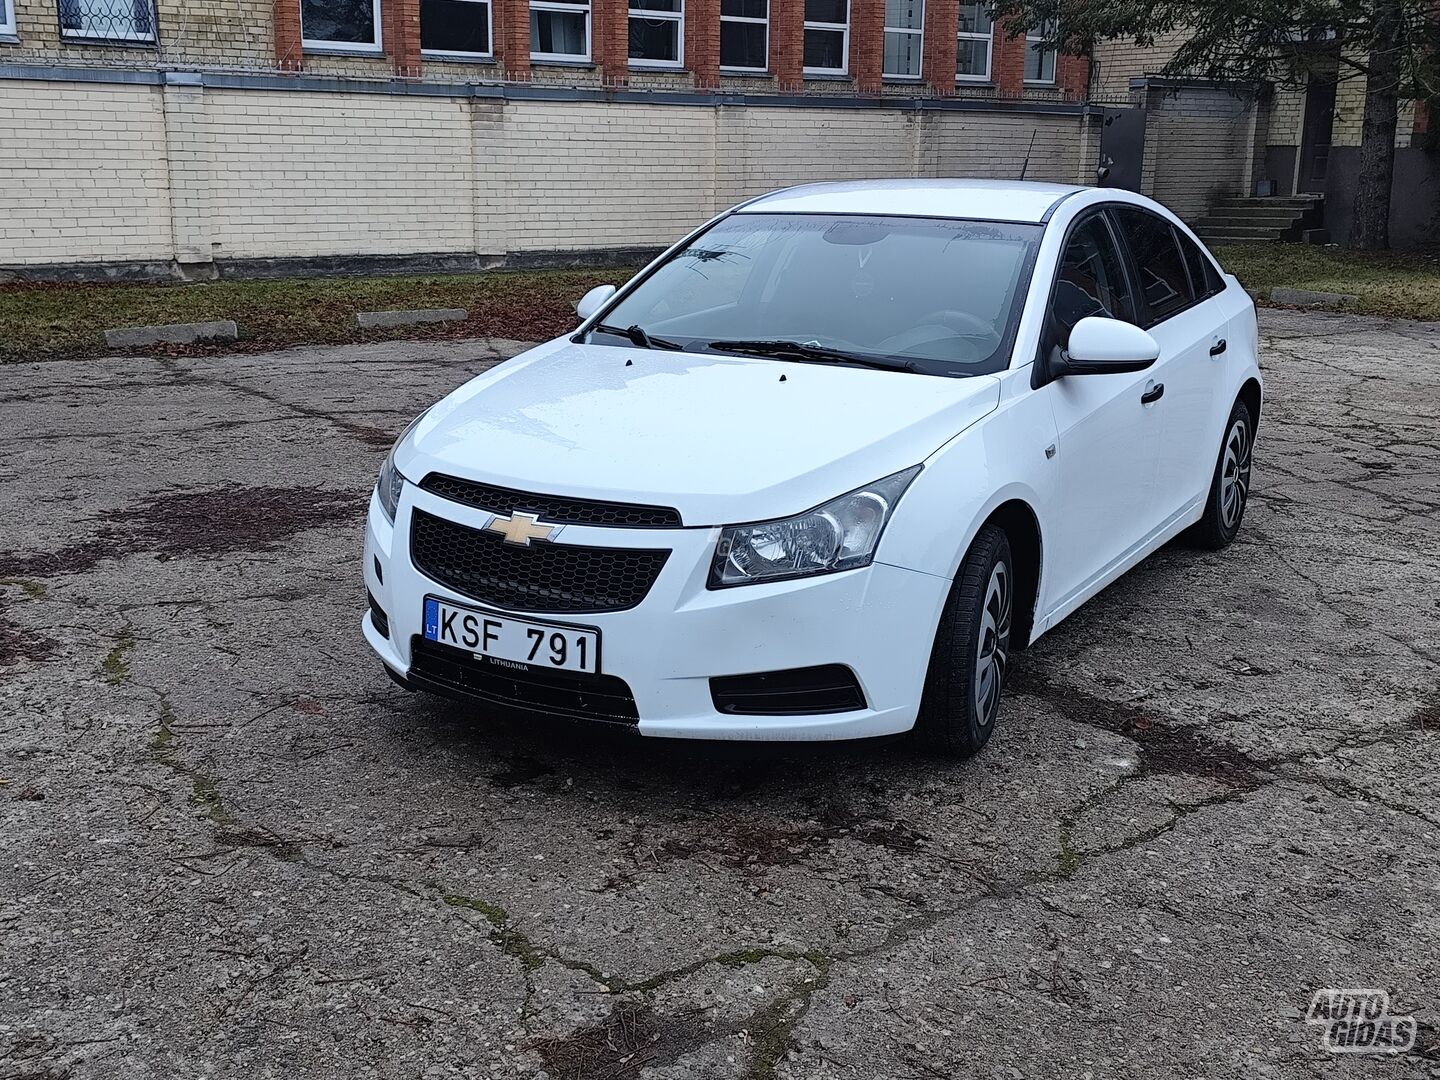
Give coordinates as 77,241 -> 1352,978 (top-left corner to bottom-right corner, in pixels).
588,212 -> 1042,376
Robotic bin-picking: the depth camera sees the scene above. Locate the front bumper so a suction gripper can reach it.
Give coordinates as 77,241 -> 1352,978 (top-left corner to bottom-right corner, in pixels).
362,484 -> 949,741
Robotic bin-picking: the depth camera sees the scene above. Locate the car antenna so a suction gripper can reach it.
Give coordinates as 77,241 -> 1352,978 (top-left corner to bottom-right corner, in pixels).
625,358 -> 633,366
779,374 -> 787,382
1019,129 -> 1037,181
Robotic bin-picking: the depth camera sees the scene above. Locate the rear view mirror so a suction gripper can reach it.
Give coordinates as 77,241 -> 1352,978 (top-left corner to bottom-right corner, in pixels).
575,284 -> 617,323
1063,316 -> 1160,374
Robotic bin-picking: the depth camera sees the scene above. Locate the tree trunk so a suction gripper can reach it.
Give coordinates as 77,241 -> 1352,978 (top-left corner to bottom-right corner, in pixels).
1350,3 -> 1403,250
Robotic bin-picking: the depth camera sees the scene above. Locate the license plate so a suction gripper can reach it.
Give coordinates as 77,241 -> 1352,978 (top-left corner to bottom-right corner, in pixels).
422,596 -> 599,674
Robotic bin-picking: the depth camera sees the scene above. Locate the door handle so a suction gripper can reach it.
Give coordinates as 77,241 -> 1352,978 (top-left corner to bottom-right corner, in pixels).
1141,382 -> 1165,404
1209,338 -> 1227,356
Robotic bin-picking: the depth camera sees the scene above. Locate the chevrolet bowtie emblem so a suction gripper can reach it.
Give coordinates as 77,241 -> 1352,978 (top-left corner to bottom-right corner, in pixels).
484,511 -> 560,546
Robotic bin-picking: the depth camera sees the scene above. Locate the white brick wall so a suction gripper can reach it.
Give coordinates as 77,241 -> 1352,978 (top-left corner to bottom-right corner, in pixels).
1141,85 -> 1253,220
0,80 -> 174,265
0,78 -> 1097,269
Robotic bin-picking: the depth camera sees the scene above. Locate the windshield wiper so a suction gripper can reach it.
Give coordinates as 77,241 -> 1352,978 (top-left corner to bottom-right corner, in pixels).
707,339 -> 917,373
592,323 -> 684,351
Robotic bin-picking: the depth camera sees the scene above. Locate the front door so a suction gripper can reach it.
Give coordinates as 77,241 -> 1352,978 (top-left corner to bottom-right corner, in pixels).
1038,211 -> 1163,616
1299,76 -> 1336,194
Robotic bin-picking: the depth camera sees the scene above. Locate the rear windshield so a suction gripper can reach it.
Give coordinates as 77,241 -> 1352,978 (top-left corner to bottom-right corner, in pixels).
590,212 -> 1043,376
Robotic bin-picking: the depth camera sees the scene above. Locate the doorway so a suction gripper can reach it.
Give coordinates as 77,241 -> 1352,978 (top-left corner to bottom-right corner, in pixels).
1298,75 -> 1336,195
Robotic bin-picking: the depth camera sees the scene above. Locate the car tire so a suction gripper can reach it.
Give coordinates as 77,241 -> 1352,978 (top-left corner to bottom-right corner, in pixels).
915,524 -> 1013,758
1186,398 -> 1255,551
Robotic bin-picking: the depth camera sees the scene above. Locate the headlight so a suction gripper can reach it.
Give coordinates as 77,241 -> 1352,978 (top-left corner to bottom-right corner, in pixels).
375,410 -> 428,521
709,466 -> 921,588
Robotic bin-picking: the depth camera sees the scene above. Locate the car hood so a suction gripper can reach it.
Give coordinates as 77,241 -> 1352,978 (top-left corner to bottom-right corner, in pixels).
396,339 -> 1000,526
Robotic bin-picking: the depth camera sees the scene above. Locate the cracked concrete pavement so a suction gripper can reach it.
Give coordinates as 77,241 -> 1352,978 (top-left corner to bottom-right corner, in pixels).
1,311 -> 1437,1079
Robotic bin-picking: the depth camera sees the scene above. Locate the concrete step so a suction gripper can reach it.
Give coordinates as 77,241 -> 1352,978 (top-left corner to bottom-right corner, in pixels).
1198,213 -> 1306,230
1212,196 -> 1322,210
1196,224 -> 1293,240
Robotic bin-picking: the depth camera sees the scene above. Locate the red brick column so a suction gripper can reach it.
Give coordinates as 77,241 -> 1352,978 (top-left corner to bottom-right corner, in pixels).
385,0 -> 422,76
1056,51 -> 1088,101
922,0 -> 957,95
848,0 -> 883,92
274,0 -> 303,70
494,0 -> 531,80
594,0 -> 629,85
686,0 -> 720,88
772,0 -> 804,90
992,25 -> 1025,98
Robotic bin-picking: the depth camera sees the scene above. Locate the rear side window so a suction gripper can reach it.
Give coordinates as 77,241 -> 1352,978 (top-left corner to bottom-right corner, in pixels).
1176,229 -> 1225,299
1050,214 -> 1138,343
1112,208 -> 1194,325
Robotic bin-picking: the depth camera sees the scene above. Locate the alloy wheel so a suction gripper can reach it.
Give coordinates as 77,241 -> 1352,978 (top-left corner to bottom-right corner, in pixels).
1220,418 -> 1252,531
974,560 -> 1012,727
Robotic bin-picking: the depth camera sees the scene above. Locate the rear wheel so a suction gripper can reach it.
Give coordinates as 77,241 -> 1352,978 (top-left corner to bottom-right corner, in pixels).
1187,398 -> 1254,550
915,525 -> 1013,757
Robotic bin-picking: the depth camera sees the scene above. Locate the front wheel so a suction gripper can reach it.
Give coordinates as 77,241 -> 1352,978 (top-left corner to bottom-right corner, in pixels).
915,525 -> 1013,758
1187,398 -> 1255,550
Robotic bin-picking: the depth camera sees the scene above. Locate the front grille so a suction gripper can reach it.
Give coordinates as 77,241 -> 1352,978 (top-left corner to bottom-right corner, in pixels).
409,637 -> 639,724
420,473 -> 683,528
410,509 -> 669,613
710,665 -> 867,716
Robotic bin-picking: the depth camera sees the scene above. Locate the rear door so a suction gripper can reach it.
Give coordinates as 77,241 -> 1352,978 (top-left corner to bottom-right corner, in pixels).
1109,207 -> 1224,527
1038,210 -> 1162,614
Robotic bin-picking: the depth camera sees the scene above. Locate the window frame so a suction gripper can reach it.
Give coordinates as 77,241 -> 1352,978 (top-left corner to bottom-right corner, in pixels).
1023,20 -> 1056,85
420,0 -> 493,60
530,0 -> 591,62
881,0 -> 923,80
628,0 -> 683,68
954,1 -> 993,83
301,0 -> 383,52
0,0 -> 16,37
58,0 -> 157,43
1107,206 -> 1215,330
802,0 -> 849,76
719,0 -> 767,73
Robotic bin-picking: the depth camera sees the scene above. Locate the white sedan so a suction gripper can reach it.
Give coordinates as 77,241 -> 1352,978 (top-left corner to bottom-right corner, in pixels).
362,179 -> 1261,756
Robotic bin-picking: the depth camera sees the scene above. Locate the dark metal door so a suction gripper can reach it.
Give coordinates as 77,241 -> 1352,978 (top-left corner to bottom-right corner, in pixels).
1299,77 -> 1336,194
1098,108 -> 1146,191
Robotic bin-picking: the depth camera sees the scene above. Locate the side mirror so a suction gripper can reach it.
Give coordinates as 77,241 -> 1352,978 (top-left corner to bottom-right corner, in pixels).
1062,316 -> 1160,375
575,284 -> 617,323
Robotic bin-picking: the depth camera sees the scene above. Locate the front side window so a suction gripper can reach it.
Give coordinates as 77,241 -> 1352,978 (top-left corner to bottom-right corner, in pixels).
531,0 -> 589,59
629,0 -> 682,65
589,212 -> 1042,377
719,0 -> 766,70
1024,19 -> 1056,82
955,2 -> 992,80
1112,208 -> 1195,325
422,0 -> 490,56
882,0 -> 923,78
803,0 -> 848,75
59,0 -> 155,41
1049,214 -> 1137,347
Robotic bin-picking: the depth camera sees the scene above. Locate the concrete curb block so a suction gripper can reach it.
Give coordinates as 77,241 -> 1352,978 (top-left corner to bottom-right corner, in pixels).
103,320 -> 239,347
357,308 -> 468,329
1269,287 -> 1358,310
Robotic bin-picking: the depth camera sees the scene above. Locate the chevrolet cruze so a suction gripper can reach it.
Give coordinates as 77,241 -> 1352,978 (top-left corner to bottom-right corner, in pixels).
363,180 -> 1261,756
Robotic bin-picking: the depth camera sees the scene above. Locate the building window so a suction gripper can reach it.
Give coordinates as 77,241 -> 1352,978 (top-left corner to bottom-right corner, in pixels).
719,0 -> 766,71
803,0 -> 847,75
58,0 -> 155,41
0,0 -> 15,36
421,0 -> 491,56
301,0 -> 381,50
629,0 -> 682,66
1024,20 -> 1056,82
531,0 -> 589,60
955,1 -> 991,81
882,0 -> 922,78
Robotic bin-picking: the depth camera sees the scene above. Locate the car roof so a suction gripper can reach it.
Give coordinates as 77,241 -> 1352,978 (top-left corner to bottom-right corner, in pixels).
736,179 -> 1086,224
